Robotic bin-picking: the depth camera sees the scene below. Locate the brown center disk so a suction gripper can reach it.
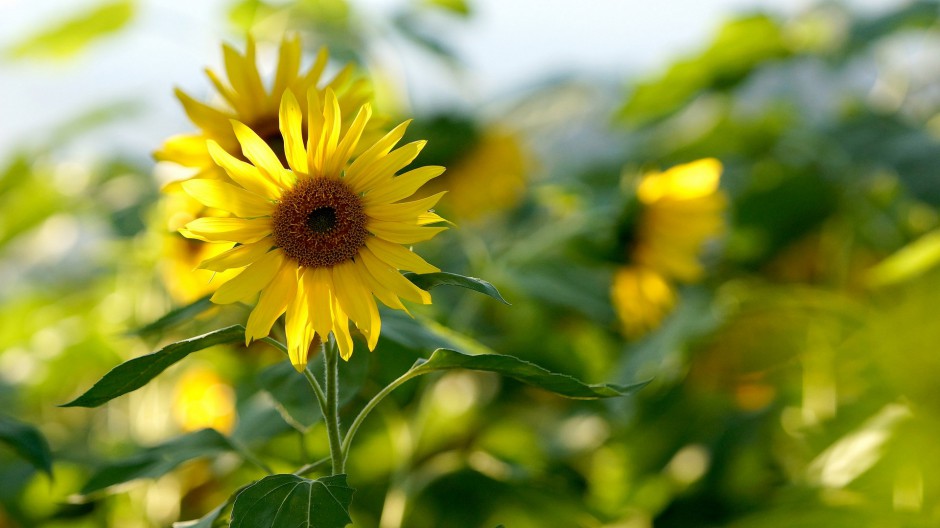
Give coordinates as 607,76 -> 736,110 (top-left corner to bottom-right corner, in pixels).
272,177 -> 368,268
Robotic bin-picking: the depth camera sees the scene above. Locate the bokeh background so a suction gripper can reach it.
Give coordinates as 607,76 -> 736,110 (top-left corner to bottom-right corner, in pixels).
3,0 -> 940,526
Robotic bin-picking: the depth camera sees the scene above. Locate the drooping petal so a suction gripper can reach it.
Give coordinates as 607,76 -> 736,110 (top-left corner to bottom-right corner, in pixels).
286,280 -> 316,371
181,179 -> 274,218
210,249 -> 285,304
279,90 -> 308,174
330,295 -> 354,361
246,264 -> 298,344
303,267 -> 335,341
354,250 -> 408,312
198,241 -> 272,272
331,261 -> 379,350
365,237 -> 440,274
181,217 -> 272,244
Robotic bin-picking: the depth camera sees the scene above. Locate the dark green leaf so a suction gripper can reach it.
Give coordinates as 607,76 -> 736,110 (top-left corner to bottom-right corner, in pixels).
230,474 -> 354,528
133,295 -> 213,337
404,272 -> 509,304
0,415 -> 53,476
81,429 -> 234,495
173,504 -> 224,528
62,325 -> 245,408
6,0 -> 135,60
413,349 -> 648,399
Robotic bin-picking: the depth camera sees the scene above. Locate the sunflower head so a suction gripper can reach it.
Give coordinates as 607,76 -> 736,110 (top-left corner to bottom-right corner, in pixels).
611,158 -> 726,337
180,87 -> 447,371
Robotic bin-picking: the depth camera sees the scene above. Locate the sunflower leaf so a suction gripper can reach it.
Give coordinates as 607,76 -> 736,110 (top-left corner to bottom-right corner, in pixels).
403,272 -> 509,304
81,429 -> 235,495
0,415 -> 53,477
230,474 -> 354,528
62,325 -> 245,408
412,349 -> 648,399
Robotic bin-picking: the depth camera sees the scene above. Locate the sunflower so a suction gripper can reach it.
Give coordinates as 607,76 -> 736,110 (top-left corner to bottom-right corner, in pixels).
612,158 -> 726,337
155,35 -> 373,179
180,87 -> 447,370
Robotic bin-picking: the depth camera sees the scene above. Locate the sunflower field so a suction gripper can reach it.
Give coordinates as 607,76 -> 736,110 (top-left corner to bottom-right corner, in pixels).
3,0 -> 940,526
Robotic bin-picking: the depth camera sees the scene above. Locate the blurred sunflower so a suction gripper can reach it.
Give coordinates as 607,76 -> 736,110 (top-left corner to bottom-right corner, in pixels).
155,35 -> 374,176
612,158 -> 726,337
172,367 -> 236,434
180,88 -> 447,369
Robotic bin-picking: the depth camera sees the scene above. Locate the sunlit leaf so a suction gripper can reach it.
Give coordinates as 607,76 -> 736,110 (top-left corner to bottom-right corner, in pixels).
412,349 -> 648,399
404,272 -> 509,304
0,415 -> 53,477
230,474 -> 354,528
423,0 -> 470,16
6,0 -> 136,60
81,429 -> 234,495
62,325 -> 245,408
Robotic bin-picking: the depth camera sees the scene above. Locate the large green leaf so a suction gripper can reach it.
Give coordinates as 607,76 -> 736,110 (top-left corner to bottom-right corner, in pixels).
134,295 -> 213,337
0,415 -> 53,477
404,272 -> 509,304
81,429 -> 234,495
230,474 -> 354,528
62,325 -> 245,408
6,0 -> 135,60
412,349 -> 648,399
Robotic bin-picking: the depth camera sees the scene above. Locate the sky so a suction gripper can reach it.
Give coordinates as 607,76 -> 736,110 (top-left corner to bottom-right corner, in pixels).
0,0 -> 904,160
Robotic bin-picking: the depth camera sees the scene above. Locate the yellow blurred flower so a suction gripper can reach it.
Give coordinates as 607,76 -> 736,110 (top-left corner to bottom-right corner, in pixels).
172,367 -> 236,434
154,35 -> 374,180
424,129 -> 528,221
180,88 -> 446,369
612,158 -> 726,337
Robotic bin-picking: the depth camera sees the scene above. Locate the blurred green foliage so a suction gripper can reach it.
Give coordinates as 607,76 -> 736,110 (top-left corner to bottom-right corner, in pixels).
3,0 -> 940,526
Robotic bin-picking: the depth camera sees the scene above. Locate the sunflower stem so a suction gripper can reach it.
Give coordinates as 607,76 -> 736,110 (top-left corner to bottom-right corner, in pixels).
324,336 -> 345,475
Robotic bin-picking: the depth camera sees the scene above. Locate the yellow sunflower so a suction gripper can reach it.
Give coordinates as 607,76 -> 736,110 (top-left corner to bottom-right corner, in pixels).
180,87 -> 447,370
155,35 -> 373,178
612,158 -> 726,337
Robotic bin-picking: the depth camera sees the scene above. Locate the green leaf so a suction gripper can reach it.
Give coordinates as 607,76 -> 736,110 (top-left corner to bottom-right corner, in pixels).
6,0 -> 136,60
423,0 -> 470,16
62,325 -> 245,408
413,349 -> 648,399
173,504 -> 224,528
230,474 -> 354,528
133,295 -> 214,337
404,272 -> 509,304
0,415 -> 53,477
81,429 -> 234,495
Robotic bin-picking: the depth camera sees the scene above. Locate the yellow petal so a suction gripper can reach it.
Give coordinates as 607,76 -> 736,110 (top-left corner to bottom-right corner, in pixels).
313,89 -> 342,175
303,267 -> 335,340
154,134 -> 210,166
246,264 -> 298,344
327,103 -> 372,176
330,296 -> 354,360
279,90 -> 308,174
207,140 -> 281,199
366,192 -> 445,224
354,250 -> 408,312
222,42 -> 265,116
272,35 -> 302,101
368,221 -> 446,244
359,246 -> 431,305
345,120 -> 411,184
181,217 -> 271,244
365,237 -> 440,274
181,179 -> 274,218
231,120 -> 296,188
174,88 -> 232,137
204,67 -> 239,112
305,86 -> 325,171
211,249 -> 285,304
299,47 -> 330,92
347,140 -> 425,195
286,281 -> 316,371
363,166 -> 445,206
198,241 -> 272,272
332,261 -> 379,350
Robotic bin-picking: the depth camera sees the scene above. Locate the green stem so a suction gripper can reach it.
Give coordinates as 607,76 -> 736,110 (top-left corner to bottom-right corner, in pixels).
293,456 -> 331,477
340,368 -> 423,466
324,336 -> 345,475
303,365 -> 328,423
